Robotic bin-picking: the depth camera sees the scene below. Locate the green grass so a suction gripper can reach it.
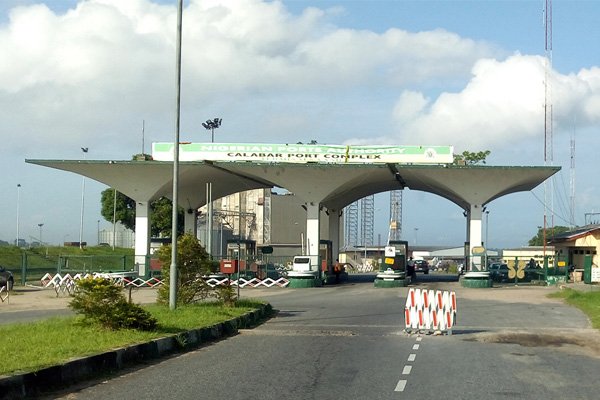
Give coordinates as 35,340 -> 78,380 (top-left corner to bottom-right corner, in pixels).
0,245 -> 136,283
0,245 -> 135,269
1,300 -> 266,376
549,288 -> 600,329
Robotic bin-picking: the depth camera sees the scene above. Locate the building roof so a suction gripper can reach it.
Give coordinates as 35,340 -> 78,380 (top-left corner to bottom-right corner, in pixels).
548,224 -> 600,243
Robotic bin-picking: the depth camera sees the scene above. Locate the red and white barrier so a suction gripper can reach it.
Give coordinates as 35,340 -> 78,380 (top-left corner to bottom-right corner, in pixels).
404,288 -> 457,334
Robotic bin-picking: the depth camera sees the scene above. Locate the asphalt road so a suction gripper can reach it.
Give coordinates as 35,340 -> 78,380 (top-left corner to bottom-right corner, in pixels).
35,274 -> 600,399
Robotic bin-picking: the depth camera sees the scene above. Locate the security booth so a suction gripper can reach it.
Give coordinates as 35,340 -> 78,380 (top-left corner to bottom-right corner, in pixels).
225,239 -> 256,279
320,239 -> 333,274
374,240 -> 408,288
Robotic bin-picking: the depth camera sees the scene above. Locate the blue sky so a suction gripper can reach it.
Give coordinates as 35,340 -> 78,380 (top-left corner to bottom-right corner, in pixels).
1,0 -> 599,249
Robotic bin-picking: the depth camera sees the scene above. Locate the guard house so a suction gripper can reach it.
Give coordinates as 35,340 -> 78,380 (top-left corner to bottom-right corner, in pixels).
548,224 -> 600,276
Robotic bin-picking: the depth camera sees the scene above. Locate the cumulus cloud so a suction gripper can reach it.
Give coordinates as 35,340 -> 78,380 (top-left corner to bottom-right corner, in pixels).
2,0 -> 599,158
0,0 -> 500,154
355,54 -> 600,158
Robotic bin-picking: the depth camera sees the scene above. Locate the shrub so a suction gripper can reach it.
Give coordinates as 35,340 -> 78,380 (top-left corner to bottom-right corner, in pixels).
214,281 -> 237,307
156,233 -> 213,305
69,277 -> 157,331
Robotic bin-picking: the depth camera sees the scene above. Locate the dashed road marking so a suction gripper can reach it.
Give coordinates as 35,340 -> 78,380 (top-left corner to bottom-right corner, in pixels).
395,380 -> 407,392
397,336 -> 423,394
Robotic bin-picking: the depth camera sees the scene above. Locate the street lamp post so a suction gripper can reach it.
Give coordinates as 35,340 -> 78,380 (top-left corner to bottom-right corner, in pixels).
79,147 -> 89,249
97,220 -> 100,245
202,118 -> 222,143
38,223 -> 44,245
112,188 -> 117,250
169,0 -> 184,310
16,184 -> 21,247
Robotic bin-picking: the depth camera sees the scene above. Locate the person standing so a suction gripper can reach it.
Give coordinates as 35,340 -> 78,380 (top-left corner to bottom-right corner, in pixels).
407,257 -> 416,281
334,259 -> 342,283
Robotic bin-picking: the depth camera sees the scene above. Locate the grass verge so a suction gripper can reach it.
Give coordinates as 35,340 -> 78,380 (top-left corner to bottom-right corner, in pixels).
2,299 -> 265,376
549,288 -> 600,329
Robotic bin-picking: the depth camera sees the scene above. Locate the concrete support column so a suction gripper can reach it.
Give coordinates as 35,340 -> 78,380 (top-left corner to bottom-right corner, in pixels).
306,202 -> 321,271
184,210 -> 197,236
468,204 -> 483,271
328,210 -> 341,264
134,201 -> 151,277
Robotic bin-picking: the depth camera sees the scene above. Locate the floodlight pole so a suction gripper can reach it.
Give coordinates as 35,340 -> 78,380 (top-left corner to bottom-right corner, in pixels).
16,184 -> 21,247
202,118 -> 221,258
202,118 -> 221,143
170,0 -> 183,310
79,147 -> 88,249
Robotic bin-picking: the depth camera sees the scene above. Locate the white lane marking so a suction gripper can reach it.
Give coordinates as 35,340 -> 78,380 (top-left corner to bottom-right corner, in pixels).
408,353 -> 416,362
395,380 -> 407,392
402,365 -> 412,375
412,344 -> 420,350
416,336 -> 422,342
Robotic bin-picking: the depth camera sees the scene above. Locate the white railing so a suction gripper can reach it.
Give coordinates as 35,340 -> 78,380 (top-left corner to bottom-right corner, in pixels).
0,286 -> 9,303
40,273 -> 289,295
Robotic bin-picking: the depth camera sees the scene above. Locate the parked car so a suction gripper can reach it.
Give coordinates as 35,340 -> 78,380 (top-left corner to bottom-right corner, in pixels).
414,259 -> 429,274
488,263 -> 509,282
0,266 -> 14,291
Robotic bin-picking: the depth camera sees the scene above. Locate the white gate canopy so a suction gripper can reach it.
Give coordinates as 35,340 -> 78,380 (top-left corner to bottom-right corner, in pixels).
26,159 -> 560,212
26,154 -> 559,276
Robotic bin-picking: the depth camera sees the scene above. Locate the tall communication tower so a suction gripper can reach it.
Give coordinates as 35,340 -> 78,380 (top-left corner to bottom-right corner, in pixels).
388,190 -> 403,242
544,0 -> 553,166
570,126 -> 576,227
345,202 -> 359,247
543,0 -> 554,247
361,195 -> 375,246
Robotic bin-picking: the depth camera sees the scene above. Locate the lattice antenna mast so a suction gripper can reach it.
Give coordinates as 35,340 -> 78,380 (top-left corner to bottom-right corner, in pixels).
387,190 -> 403,242
544,0 -> 553,165
345,202 -> 359,247
570,124 -> 576,227
360,195 -> 375,246
543,0 -> 554,250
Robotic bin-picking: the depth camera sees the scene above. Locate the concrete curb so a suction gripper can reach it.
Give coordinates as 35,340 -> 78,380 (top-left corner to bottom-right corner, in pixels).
0,303 -> 273,399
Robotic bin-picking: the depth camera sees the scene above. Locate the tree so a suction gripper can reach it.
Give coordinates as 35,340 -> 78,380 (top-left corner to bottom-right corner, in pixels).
100,189 -> 136,231
453,150 -> 491,165
528,225 -> 572,246
100,189 -> 185,236
156,233 -> 214,305
150,197 -> 185,237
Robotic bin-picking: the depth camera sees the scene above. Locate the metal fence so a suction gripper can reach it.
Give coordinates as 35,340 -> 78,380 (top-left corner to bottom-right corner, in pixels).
10,253 -> 138,285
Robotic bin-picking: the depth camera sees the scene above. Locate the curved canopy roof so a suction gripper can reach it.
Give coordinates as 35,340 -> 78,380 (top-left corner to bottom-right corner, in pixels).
26,159 -> 559,211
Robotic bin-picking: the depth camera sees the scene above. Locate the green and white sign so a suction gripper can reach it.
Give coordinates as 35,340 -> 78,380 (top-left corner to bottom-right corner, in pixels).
151,143 -> 454,164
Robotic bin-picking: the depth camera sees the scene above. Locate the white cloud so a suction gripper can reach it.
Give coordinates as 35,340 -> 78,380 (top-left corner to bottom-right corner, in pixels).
0,0 -> 499,151
360,54 -> 600,159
